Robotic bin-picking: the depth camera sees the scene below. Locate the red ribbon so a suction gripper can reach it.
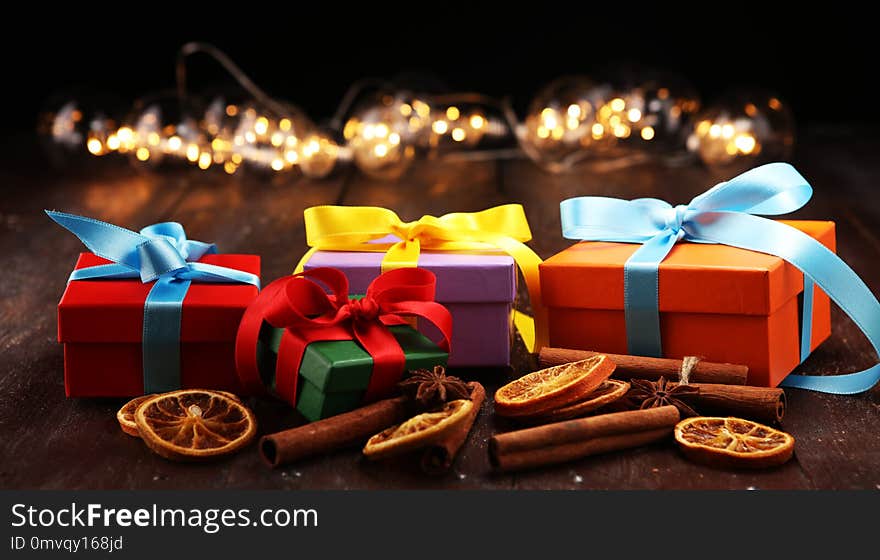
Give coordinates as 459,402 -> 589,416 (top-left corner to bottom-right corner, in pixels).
235,267 -> 452,404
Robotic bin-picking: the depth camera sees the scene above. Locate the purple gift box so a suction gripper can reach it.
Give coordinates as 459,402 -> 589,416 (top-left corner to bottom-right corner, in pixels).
304,250 -> 516,367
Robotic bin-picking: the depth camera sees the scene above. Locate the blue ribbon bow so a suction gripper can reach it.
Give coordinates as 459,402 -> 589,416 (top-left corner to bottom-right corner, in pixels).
48,211 -> 260,393
560,162 -> 880,394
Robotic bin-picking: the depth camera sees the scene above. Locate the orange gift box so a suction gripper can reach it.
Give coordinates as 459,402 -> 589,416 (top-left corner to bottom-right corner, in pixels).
539,220 -> 836,387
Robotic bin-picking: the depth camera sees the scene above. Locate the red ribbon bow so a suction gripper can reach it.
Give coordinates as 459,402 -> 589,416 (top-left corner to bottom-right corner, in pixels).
235,267 -> 452,404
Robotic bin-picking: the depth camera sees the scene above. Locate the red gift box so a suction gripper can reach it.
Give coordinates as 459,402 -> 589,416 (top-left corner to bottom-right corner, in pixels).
58,252 -> 261,397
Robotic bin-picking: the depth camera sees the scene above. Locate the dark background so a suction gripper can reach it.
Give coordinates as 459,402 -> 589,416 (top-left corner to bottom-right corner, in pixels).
6,6 -> 875,133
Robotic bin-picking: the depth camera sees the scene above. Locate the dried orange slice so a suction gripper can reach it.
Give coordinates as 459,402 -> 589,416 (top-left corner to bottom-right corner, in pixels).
524,379 -> 630,423
675,416 -> 794,469
117,395 -> 153,437
494,355 -> 616,417
134,389 -> 257,461
363,399 -> 473,460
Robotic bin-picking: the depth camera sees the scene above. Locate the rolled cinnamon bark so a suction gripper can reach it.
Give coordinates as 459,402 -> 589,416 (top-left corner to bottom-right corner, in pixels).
539,348 -> 748,385
490,406 -> 680,472
420,382 -> 485,475
260,396 -> 410,467
685,383 -> 786,423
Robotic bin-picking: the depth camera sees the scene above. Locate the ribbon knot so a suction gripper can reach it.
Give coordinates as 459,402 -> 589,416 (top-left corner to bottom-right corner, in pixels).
664,204 -> 690,236
389,220 -> 421,243
345,296 -> 380,322
235,267 -> 453,404
560,162 -> 880,394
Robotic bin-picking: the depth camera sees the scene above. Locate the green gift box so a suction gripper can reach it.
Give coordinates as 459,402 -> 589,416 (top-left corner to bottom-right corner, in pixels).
257,322 -> 448,421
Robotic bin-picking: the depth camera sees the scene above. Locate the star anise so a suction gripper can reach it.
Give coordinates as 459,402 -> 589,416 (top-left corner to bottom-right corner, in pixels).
398,365 -> 471,410
626,376 -> 700,417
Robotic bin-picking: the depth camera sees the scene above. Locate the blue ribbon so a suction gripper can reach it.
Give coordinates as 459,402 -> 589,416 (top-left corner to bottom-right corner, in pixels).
560,163 -> 880,394
48,211 -> 260,393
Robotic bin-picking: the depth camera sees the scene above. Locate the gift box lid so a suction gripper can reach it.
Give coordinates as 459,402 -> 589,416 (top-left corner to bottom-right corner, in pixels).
540,220 -> 836,316
304,250 -> 516,303
58,252 -> 260,343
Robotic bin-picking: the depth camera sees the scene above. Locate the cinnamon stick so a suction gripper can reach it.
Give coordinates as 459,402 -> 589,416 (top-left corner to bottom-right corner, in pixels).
260,396 -> 410,467
490,406 -> 680,472
685,383 -> 786,423
420,382 -> 486,475
539,347 -> 748,385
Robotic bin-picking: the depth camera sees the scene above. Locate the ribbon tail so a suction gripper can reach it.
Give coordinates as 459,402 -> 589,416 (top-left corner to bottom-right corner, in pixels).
182,262 -> 261,288
142,276 -> 190,393
513,311 -> 535,354
68,263 -> 140,282
800,277 -> 815,363
381,239 -> 421,272
47,210 -> 146,270
294,247 -> 319,274
692,212 -> 880,394
483,233 -> 547,353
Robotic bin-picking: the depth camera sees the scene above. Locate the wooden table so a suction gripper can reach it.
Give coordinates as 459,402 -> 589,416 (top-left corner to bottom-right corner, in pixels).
2,129 -> 878,490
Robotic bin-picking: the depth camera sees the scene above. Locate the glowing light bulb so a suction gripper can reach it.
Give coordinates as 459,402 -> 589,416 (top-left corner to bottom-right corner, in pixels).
373,144 -> 389,157
270,158 -> 285,171
299,133 -> 337,178
226,105 -> 239,117
446,106 -> 460,121
224,161 -> 238,174
610,98 -> 626,112
198,152 -> 211,169
591,123 -> 604,139
86,138 -> 103,155
167,136 -> 182,151
285,149 -> 299,163
640,126 -> 655,140
186,144 -> 200,162
279,118 -> 292,131
244,131 -> 256,143
734,133 -> 756,154
388,132 -> 401,145
254,117 -> 269,135
106,134 -> 120,151
692,91 -> 791,168
627,108 -> 642,122
696,120 -> 711,136
136,147 -> 150,161
541,108 -> 559,131
451,127 -> 466,142
413,100 -> 431,118
271,132 -> 284,146
469,114 -> 485,129
432,120 -> 449,134
117,127 -> 134,145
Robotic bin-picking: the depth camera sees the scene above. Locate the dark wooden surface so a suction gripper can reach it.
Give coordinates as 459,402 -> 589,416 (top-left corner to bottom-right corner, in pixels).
1,129 -> 879,489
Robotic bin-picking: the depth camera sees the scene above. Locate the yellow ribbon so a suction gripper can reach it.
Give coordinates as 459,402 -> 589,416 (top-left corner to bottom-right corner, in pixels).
294,204 -> 547,352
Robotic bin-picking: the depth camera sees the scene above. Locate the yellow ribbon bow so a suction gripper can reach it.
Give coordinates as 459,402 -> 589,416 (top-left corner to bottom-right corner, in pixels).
294,204 -> 547,352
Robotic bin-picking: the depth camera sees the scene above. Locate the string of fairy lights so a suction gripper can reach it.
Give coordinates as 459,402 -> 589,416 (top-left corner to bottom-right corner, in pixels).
41,43 -> 795,179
